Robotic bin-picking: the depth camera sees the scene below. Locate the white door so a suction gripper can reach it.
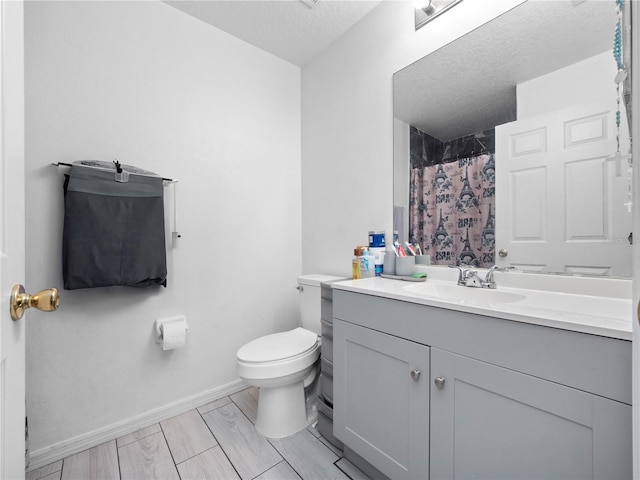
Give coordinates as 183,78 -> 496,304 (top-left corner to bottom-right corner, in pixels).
496,97 -> 632,276
631,2 -> 640,477
0,1 -> 26,478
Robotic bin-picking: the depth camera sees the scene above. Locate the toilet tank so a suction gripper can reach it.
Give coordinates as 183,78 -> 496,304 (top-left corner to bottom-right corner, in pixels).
298,275 -> 346,335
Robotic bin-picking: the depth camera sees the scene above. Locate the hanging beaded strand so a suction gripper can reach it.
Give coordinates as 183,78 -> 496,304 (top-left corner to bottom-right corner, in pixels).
614,0 -> 624,71
613,0 -> 633,212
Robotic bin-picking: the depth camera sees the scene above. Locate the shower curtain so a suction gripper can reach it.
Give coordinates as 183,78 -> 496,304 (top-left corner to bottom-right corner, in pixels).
409,153 -> 496,267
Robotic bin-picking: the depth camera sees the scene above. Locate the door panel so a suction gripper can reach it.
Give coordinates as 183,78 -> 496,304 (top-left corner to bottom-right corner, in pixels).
334,320 -> 430,480
0,1 -> 26,478
496,97 -> 632,275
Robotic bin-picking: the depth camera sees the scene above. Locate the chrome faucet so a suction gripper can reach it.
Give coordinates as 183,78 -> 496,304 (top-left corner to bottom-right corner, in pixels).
484,265 -> 516,288
483,265 -> 501,289
449,264 -> 466,285
450,264 -> 512,288
449,264 -> 481,287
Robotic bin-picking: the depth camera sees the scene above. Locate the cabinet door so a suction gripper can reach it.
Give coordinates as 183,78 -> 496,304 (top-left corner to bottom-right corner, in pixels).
430,348 -> 632,480
334,320 -> 430,480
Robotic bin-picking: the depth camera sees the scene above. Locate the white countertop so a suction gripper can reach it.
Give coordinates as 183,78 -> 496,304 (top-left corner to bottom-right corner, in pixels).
332,276 -> 632,341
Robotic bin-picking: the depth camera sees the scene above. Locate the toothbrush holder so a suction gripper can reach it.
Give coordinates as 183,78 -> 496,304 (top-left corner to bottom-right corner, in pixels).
383,251 -> 396,275
415,255 -> 431,265
396,256 -> 416,276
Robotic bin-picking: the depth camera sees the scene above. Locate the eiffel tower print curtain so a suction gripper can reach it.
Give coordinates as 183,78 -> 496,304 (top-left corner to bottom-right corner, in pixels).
409,153 -> 496,267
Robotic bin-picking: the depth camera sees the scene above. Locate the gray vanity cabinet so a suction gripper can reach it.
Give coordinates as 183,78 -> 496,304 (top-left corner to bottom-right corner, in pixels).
332,289 -> 632,480
333,320 -> 430,480
430,348 -> 632,480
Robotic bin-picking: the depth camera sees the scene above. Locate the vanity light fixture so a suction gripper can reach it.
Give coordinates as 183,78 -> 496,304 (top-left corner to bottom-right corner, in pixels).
415,0 -> 463,31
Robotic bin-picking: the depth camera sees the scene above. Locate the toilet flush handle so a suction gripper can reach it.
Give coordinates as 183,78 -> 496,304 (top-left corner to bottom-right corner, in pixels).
296,285 -> 304,292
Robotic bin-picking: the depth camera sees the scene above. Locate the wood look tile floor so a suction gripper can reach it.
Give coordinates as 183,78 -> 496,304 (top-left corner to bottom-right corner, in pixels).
26,387 -> 370,480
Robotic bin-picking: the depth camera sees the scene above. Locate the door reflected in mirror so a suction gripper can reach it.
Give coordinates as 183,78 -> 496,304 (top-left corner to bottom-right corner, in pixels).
393,0 -> 632,277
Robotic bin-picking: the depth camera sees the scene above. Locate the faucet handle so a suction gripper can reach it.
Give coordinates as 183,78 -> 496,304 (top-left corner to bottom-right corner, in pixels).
484,265 -> 515,287
464,272 -> 483,288
448,264 -> 466,285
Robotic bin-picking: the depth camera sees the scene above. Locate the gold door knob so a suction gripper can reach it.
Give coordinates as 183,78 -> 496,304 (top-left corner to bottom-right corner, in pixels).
10,284 -> 60,321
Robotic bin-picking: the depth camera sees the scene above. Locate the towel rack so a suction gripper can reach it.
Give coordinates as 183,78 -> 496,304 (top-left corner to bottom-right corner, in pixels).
52,160 -> 175,183
53,160 -> 181,238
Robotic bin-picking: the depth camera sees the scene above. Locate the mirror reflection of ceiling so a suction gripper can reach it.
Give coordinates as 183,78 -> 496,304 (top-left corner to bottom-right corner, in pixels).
393,0 -> 616,142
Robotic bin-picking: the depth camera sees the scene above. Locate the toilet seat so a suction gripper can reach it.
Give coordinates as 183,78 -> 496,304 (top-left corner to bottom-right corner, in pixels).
237,327 -> 319,363
237,327 -> 320,381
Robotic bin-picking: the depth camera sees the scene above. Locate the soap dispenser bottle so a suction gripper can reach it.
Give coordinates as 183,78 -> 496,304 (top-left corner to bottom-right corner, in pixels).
361,249 -> 373,278
352,249 -> 361,280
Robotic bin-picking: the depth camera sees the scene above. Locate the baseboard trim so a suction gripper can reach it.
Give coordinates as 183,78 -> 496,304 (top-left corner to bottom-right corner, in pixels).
27,379 -> 247,472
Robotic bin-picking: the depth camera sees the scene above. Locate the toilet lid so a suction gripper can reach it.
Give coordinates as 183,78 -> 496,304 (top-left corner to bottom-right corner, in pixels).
237,327 -> 319,363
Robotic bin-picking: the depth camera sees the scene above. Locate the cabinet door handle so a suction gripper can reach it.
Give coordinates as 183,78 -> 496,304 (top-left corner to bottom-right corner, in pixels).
410,370 -> 421,381
434,377 -> 445,389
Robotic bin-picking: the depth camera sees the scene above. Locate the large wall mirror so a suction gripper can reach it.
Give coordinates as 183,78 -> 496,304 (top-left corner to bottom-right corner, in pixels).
393,0 -> 632,277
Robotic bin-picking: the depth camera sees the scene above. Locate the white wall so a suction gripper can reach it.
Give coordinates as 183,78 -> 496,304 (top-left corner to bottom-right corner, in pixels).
25,1 -> 301,462
518,51 -> 619,118
300,0 -> 525,276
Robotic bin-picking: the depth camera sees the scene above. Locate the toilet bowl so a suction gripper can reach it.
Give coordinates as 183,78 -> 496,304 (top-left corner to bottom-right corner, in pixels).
237,327 -> 320,438
236,274 -> 345,439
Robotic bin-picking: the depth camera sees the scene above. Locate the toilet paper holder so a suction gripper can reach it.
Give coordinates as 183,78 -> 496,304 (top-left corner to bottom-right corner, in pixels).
154,315 -> 188,344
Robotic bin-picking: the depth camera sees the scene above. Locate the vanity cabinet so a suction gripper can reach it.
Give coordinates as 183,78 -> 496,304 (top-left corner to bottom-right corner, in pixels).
332,290 -> 632,480
333,320 -> 430,480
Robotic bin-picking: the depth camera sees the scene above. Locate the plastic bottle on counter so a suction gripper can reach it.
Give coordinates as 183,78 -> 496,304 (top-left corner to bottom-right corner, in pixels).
359,249 -> 371,278
352,249 -> 361,279
368,230 -> 386,248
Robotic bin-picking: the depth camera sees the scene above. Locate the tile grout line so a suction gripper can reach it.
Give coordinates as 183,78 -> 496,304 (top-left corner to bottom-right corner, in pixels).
226,391 -> 303,480
232,388 -> 349,480
314,429 -> 344,458
59,456 -> 65,480
117,426 -> 160,449
265,436 -> 306,480
252,460 -> 304,480
226,392 -> 301,479
115,439 -> 123,480
197,397 -> 245,480
157,420 -> 182,479
333,457 -> 356,480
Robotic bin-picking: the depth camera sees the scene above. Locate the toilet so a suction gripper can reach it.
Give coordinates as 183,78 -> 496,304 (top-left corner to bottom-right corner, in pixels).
236,274 -> 344,439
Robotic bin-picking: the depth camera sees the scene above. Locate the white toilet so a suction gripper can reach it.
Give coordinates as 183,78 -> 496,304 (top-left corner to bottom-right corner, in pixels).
236,274 -> 344,439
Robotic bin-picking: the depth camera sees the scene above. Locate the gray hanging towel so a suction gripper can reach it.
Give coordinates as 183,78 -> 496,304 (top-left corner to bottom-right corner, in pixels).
63,164 -> 167,290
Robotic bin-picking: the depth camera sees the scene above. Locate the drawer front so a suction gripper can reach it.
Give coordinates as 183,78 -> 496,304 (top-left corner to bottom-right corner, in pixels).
320,372 -> 333,404
321,335 -> 333,361
321,317 -> 333,339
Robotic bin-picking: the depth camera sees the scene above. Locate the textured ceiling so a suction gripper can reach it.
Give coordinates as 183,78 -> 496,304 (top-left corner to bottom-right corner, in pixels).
394,0 -> 617,141
165,0 -> 382,66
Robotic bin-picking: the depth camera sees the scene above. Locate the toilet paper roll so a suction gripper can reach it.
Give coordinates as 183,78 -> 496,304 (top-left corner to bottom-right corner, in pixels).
160,318 -> 187,351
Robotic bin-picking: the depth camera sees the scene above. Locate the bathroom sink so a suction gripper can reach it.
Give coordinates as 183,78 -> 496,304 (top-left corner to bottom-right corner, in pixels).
403,282 -> 526,305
